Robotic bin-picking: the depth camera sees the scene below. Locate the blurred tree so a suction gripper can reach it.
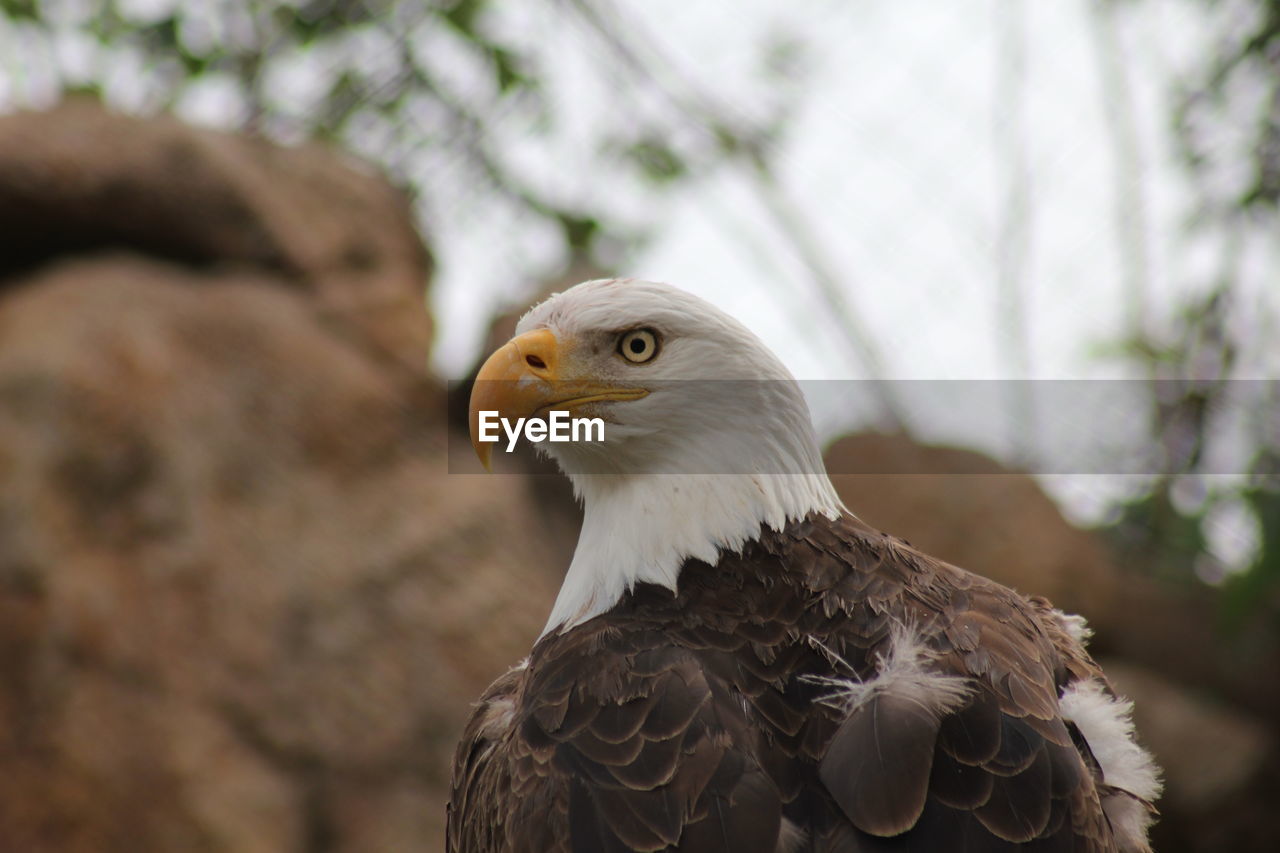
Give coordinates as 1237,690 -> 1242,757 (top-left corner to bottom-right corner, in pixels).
1099,0 -> 1280,631
1176,0 -> 1280,212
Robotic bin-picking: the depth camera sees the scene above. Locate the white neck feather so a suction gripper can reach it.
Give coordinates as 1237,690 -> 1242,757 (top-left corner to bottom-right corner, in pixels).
542,450 -> 842,637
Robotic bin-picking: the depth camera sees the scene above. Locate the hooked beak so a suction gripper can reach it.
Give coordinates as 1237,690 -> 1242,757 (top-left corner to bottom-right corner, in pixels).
468,329 -> 647,470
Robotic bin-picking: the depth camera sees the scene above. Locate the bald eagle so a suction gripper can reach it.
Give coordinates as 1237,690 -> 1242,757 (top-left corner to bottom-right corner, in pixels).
449,279 -> 1160,853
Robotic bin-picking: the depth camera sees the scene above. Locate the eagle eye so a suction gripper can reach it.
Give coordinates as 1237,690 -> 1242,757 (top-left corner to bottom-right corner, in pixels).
618,328 -> 659,363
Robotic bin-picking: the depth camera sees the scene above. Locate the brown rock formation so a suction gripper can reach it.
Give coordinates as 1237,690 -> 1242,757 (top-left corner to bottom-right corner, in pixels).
826,432 -> 1119,623
0,99 -> 431,370
0,104 -> 556,853
1105,659 -> 1280,853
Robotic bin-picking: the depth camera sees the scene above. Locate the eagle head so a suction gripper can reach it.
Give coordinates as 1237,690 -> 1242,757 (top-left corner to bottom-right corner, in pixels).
468,278 -> 842,632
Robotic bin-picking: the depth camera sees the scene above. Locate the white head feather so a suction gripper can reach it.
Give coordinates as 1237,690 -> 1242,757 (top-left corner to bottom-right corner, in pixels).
514,279 -> 844,635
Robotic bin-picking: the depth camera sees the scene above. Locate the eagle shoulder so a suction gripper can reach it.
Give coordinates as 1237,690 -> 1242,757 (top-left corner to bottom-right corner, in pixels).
792,515 -> 1158,852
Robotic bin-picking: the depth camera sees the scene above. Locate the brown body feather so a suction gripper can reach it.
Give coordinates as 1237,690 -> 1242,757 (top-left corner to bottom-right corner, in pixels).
448,513 -> 1147,852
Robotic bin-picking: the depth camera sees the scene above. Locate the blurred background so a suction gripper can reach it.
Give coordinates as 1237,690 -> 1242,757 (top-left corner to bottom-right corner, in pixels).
1,0 -> 1278,851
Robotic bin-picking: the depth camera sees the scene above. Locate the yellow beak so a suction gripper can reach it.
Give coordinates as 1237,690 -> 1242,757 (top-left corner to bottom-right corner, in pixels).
468,329 -> 647,470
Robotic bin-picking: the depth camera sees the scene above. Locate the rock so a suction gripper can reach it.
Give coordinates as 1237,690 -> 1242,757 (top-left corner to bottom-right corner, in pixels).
0,103 -> 556,852
825,432 -> 1120,624
1103,659 -> 1271,814
1102,659 -> 1280,853
0,99 -> 432,370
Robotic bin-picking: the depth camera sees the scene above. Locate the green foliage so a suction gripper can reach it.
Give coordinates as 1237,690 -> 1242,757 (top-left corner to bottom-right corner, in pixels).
1220,463 -> 1280,631
1104,0 -> 1280,633
1098,278 -> 1279,630
0,0 -> 37,20
1103,487 -> 1209,584
1177,0 -> 1280,209
614,136 -> 687,185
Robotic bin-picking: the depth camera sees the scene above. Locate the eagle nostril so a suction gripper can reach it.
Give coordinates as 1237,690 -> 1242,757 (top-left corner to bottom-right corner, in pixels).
526,354 -> 547,370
